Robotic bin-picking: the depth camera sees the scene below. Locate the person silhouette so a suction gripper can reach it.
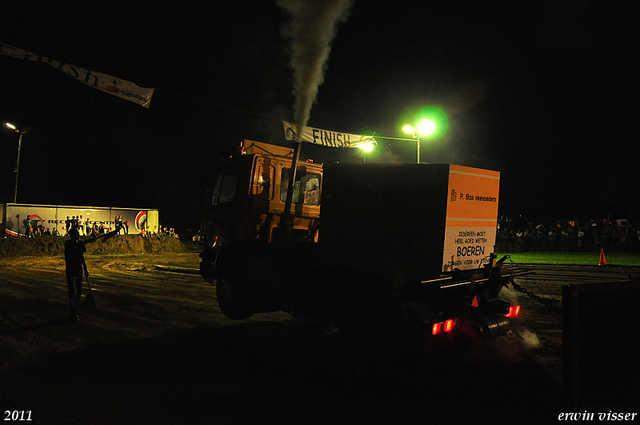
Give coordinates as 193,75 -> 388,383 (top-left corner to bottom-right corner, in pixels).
64,228 -> 89,322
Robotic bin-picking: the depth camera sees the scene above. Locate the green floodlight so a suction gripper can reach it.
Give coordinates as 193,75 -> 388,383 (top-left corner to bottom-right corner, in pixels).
358,140 -> 376,163
399,106 -> 449,163
399,106 -> 449,139
416,118 -> 437,137
402,118 -> 437,138
402,124 -> 415,135
361,141 -> 375,153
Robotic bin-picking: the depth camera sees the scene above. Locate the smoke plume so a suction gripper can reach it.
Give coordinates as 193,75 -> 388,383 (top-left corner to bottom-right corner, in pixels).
518,329 -> 541,350
277,0 -> 353,143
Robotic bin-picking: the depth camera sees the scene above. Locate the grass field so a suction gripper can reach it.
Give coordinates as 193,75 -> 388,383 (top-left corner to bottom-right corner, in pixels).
495,251 -> 640,267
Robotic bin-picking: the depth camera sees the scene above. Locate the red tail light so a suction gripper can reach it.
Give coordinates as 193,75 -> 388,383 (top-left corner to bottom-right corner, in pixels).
444,319 -> 455,332
432,319 -> 456,335
505,305 -> 521,318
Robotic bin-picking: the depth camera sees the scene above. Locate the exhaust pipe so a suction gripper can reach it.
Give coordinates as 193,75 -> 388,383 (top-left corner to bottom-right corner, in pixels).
470,314 -> 510,339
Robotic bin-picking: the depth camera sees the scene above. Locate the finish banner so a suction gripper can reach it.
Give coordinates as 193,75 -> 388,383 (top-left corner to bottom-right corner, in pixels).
283,121 -> 375,148
0,42 -> 155,108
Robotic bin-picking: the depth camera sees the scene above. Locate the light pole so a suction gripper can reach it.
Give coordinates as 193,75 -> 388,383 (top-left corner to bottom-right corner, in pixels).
4,122 -> 26,203
402,118 -> 436,164
359,141 -> 375,163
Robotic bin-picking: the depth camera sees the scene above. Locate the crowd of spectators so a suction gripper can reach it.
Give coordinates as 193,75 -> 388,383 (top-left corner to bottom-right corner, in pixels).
20,215 -> 117,238
140,226 -> 179,239
496,218 -> 640,253
18,215 -> 179,240
28,223 -> 106,237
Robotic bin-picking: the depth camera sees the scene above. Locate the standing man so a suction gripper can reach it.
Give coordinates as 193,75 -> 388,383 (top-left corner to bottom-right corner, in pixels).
24,215 -> 33,237
71,216 -> 79,231
77,215 -> 84,236
115,215 -> 123,234
64,228 -> 89,322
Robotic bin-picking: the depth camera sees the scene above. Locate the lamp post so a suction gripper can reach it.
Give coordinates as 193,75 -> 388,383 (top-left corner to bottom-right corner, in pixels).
402,118 -> 436,164
359,141 -> 375,163
4,122 -> 26,203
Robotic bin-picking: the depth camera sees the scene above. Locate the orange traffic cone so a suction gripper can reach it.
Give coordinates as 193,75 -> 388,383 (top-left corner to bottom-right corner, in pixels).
599,248 -> 607,266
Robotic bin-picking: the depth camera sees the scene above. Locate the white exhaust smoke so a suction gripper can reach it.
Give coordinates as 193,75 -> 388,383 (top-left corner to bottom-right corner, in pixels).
277,0 -> 353,143
518,329 -> 541,349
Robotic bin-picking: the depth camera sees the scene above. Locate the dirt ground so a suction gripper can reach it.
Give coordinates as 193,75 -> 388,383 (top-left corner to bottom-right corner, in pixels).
0,239 -> 567,424
0,234 -> 186,258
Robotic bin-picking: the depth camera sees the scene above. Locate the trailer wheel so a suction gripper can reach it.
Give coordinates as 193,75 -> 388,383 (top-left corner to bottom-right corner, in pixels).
214,243 -> 254,320
216,276 -> 253,320
199,248 -> 217,283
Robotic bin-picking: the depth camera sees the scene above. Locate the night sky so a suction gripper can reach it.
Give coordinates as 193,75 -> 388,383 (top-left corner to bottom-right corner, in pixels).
1,1 -> 638,233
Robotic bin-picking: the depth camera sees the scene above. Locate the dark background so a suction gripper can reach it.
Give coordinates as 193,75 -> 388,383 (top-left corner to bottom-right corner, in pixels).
1,1 -> 638,234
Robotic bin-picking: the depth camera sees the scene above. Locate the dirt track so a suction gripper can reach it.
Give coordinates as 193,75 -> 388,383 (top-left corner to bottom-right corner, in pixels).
0,234 -> 186,258
1,252 -> 564,424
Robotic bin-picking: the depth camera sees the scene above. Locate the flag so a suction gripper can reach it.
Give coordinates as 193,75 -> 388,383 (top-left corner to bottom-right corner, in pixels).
283,121 -> 375,148
1,42 -> 154,108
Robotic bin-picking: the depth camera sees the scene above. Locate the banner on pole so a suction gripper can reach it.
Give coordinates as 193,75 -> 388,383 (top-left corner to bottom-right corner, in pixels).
1,42 -> 155,108
283,121 -> 375,148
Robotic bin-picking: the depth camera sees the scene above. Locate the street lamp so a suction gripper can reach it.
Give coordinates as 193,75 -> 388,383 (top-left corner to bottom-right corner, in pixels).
358,140 -> 375,163
4,122 -> 27,203
403,118 -> 436,164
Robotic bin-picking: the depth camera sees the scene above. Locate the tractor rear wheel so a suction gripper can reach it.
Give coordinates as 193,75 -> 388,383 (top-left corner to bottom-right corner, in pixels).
216,275 -> 253,320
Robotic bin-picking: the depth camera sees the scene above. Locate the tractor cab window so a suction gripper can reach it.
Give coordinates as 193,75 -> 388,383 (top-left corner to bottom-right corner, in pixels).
280,168 -> 321,206
212,173 -> 238,205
